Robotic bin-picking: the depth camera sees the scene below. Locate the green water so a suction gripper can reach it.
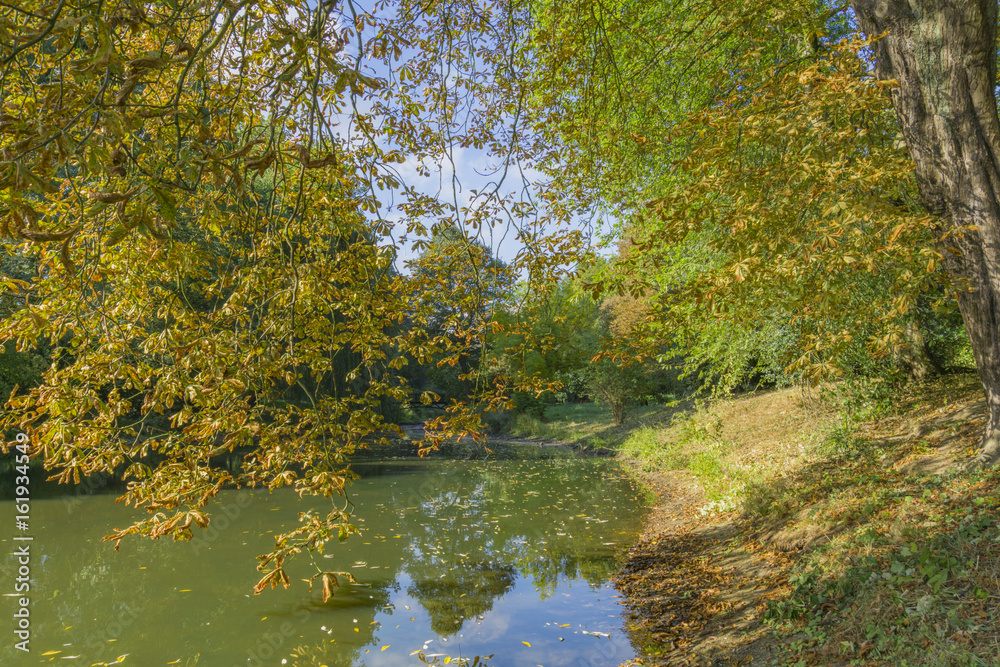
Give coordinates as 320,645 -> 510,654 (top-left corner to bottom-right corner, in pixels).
1,455 -> 650,666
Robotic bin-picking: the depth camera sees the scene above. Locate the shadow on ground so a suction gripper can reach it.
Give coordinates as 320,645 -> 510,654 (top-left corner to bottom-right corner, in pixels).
617,372 -> 1000,666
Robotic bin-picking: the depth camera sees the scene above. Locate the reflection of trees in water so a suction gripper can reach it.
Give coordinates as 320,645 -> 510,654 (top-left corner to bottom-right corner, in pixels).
476,460 -> 635,598
7,459 -> 646,664
517,552 -> 619,599
393,459 -> 645,634
397,472 -> 511,636
408,559 -> 517,635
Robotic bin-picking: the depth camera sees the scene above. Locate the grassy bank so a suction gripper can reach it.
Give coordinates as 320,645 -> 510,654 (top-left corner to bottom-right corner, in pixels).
495,402 -> 675,451
507,374 -> 1000,666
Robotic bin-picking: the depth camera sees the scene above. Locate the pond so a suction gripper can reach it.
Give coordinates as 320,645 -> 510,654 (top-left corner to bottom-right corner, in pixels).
1,453 -> 652,666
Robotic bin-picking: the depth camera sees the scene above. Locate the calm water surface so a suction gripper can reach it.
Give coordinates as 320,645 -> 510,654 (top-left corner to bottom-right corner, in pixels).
2,455 -> 651,666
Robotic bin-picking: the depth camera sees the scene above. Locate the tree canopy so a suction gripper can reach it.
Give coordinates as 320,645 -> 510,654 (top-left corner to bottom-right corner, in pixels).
0,0 -> 567,594
5,0 -> 1000,597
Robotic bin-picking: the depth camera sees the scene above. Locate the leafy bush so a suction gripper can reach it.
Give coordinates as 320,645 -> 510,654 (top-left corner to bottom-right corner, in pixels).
0,343 -> 46,404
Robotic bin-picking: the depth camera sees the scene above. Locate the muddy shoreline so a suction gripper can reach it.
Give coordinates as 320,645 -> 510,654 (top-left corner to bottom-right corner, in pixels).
611,467 -> 788,666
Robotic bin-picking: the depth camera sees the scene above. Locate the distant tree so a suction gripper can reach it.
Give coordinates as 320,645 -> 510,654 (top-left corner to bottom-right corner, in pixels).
406,224 -> 514,402
589,285 -> 680,424
487,264 -> 679,423
496,272 -> 604,404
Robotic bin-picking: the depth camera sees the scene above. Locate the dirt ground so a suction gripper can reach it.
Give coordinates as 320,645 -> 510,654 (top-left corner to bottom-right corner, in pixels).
614,468 -> 793,666
613,376 -> 989,667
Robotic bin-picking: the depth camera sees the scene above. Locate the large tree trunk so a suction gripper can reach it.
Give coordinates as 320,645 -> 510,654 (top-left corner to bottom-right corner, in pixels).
851,1 -> 1000,468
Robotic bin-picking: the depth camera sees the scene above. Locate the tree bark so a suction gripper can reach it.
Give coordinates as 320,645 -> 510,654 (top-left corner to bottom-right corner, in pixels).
851,0 -> 1000,468
893,318 -> 942,381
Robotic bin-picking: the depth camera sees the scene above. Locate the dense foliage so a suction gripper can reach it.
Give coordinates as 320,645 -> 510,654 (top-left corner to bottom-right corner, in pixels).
526,2 -> 967,393
3,0 -> 999,598
0,0 -> 572,593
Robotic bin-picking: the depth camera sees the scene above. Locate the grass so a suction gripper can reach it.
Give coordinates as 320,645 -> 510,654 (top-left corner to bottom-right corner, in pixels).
612,388 -> 835,515
759,464 -> 1000,666
523,373 -> 1000,666
737,374 -> 1000,666
717,374 -> 998,665
498,392 -> 823,513
500,402 -> 668,450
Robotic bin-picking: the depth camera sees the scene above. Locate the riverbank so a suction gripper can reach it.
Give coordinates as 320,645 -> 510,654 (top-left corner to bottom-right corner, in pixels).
505,373 -> 1000,666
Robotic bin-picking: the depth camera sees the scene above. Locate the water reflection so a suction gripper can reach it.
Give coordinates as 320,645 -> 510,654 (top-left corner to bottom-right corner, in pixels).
408,561 -> 517,636
2,453 -> 649,666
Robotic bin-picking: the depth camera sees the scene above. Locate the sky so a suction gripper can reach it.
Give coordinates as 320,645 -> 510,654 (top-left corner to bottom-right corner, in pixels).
280,0 -> 611,272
